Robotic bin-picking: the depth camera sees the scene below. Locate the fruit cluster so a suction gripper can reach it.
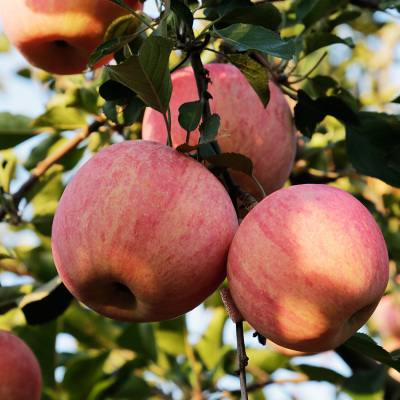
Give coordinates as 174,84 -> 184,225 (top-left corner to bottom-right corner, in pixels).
51,63 -> 389,353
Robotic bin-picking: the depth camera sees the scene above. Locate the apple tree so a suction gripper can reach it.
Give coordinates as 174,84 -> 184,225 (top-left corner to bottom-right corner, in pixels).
1,0 -> 400,399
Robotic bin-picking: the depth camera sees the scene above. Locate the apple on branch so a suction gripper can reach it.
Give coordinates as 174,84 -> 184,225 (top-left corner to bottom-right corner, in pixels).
227,184 -> 389,353
0,0 -> 144,75
142,63 -> 298,200
0,330 -> 42,400
51,140 -> 238,322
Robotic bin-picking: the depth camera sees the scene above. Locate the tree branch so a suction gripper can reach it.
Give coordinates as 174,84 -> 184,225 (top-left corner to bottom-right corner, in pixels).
0,117 -> 107,223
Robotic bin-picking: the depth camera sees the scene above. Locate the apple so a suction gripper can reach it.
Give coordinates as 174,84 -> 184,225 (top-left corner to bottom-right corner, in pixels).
52,140 -> 238,322
142,63 -> 297,200
0,0 -> 144,75
0,330 -> 42,400
227,184 -> 389,353
370,294 -> 400,339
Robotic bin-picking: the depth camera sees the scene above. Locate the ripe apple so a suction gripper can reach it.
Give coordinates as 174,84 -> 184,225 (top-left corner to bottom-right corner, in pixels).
142,63 -> 297,200
227,184 -> 389,353
370,294 -> 400,339
0,0 -> 144,75
0,330 -> 42,400
52,140 -> 238,322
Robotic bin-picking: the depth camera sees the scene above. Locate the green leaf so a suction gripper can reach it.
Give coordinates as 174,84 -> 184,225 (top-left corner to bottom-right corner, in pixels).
63,303 -> 122,350
218,2 -> 282,32
99,79 -> 146,126
391,94 -> 400,104
295,364 -> 346,384
217,0 -> 252,17
117,323 -> 157,361
246,347 -> 290,374
0,113 -> 37,150
346,112 -> 400,187
199,114 -> 221,143
303,32 -> 354,55
154,316 -> 187,356
62,350 -> 111,398
106,36 -> 174,113
178,101 -> 203,133
171,0 -> 194,28
227,54 -> 270,107
205,152 -> 254,177
302,0 -> 349,28
0,152 -> 17,193
195,307 -> 228,371
31,107 -> 87,131
295,90 -> 360,138
343,365 -> 386,400
345,333 -> 400,372
0,245 -> 15,260
214,24 -> 295,60
19,277 -> 73,325
88,13 -> 147,69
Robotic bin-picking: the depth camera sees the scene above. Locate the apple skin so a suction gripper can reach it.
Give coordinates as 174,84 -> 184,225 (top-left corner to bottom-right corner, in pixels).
227,184 -> 389,353
52,140 -> 238,322
0,0 -> 143,75
142,63 -> 297,200
0,330 -> 42,400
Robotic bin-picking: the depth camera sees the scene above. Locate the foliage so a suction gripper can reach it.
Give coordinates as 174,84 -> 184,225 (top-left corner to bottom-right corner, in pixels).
0,0 -> 400,399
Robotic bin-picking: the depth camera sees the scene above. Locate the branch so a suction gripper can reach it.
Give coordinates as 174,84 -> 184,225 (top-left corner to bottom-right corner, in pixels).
336,345 -> 400,400
0,117 -> 107,223
235,321 -> 249,400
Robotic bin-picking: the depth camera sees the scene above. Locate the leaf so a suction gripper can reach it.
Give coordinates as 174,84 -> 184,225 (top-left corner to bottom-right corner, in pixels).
117,323 -> 157,361
0,276 -> 73,324
246,347 -> 290,374
227,54 -> 270,107
88,13 -> 147,69
391,94 -> 400,104
195,307 -> 228,371
106,36 -> 174,113
178,101 -> 203,133
205,152 -> 254,177
154,316 -> 187,357
217,0 -> 253,16
302,0 -> 349,28
62,350 -> 111,398
31,107 -> 88,131
343,365 -> 386,400
0,245 -> 15,260
20,277 -> 74,325
171,0 -> 194,28
344,333 -> 400,372
303,32 -> 354,55
295,364 -> 346,384
346,112 -> 400,187
0,152 -> 17,193
199,114 -> 221,143
218,2 -> 282,32
214,24 -> 295,60
0,113 -> 37,150
295,90 -> 360,138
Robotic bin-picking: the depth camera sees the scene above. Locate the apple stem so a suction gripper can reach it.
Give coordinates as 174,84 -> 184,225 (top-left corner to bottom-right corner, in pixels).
236,321 -> 249,400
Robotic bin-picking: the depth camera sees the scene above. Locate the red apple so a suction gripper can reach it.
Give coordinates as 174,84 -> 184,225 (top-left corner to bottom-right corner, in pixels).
0,330 -> 42,400
0,0 -> 144,75
227,184 -> 389,353
52,140 -> 238,322
142,63 -> 297,200
370,294 -> 400,339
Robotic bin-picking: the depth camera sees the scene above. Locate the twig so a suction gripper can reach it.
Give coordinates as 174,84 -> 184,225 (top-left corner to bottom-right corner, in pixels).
0,117 -> 107,223
235,321 -> 249,400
